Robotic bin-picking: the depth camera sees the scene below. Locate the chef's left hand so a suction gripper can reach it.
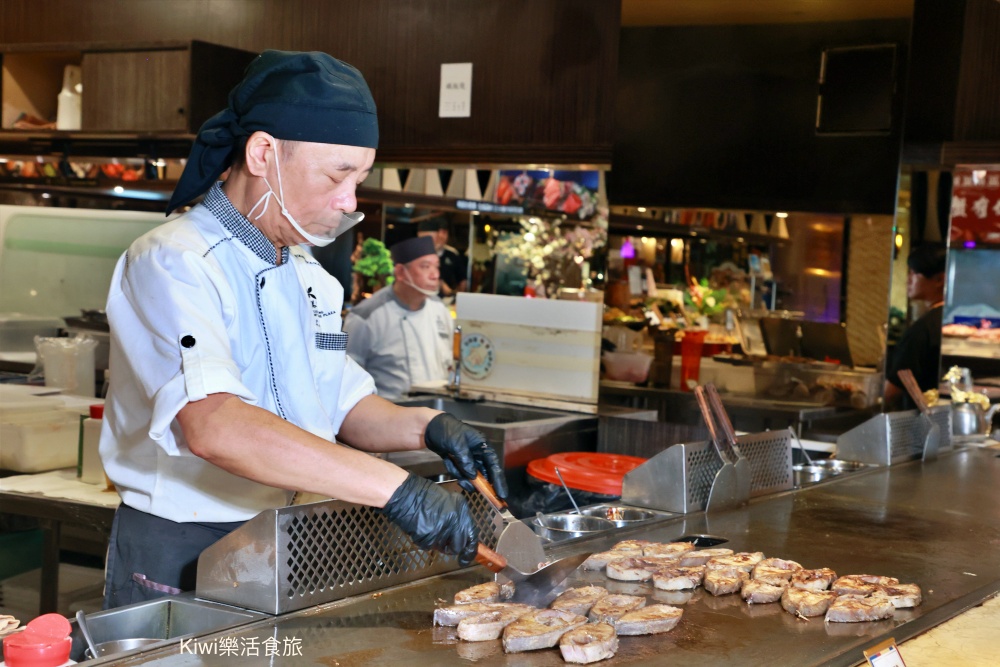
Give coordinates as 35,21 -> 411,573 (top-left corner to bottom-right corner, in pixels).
425,413 -> 508,499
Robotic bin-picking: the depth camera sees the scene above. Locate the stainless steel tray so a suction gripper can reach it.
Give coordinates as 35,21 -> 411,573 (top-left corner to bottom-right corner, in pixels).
195,481 -> 502,615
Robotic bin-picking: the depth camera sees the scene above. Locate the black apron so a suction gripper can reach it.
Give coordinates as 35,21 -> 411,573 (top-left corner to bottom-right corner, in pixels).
103,504 -> 243,609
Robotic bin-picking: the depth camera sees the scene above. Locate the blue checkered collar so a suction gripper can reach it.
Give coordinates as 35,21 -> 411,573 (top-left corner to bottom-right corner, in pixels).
203,182 -> 289,265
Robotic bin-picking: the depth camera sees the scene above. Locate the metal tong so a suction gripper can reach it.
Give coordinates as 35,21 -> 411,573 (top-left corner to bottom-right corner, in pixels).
897,369 -> 940,461
693,383 -> 752,510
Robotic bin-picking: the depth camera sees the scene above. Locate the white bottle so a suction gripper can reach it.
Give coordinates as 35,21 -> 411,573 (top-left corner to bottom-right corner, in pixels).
79,404 -> 105,484
56,64 -> 82,131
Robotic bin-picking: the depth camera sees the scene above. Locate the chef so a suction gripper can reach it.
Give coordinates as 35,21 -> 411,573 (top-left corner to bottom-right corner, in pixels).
99,50 -> 506,609
343,236 -> 453,400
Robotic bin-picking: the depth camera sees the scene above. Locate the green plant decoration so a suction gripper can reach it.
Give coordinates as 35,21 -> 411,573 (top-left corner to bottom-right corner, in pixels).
353,238 -> 395,290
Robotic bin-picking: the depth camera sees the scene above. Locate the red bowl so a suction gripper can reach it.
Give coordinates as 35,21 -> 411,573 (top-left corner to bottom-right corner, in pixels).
3,633 -> 72,667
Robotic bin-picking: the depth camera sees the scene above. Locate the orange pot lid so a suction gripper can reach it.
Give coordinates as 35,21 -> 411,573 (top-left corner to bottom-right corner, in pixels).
527,452 -> 647,496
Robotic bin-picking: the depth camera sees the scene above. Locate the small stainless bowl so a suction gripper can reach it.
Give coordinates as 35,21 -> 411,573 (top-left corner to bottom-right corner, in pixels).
792,464 -> 835,484
808,459 -> 871,474
579,506 -> 657,528
532,513 -> 615,539
85,638 -> 162,659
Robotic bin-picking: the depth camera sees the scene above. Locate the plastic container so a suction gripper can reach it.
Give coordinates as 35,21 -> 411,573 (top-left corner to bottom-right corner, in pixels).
56,65 -> 82,131
0,406 -> 80,472
601,351 -> 653,383
2,613 -> 73,667
34,336 -> 98,397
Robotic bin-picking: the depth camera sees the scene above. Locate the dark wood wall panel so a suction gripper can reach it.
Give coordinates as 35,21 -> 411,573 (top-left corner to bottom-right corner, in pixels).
953,0 -> 1000,141
1,0 -> 619,164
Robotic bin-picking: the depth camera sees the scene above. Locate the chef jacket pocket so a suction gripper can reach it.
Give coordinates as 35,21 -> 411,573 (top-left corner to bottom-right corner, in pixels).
178,333 -> 207,401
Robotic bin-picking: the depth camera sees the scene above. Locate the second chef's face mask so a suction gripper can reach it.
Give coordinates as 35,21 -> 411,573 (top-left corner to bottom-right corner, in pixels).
247,139 -> 364,247
400,264 -> 440,297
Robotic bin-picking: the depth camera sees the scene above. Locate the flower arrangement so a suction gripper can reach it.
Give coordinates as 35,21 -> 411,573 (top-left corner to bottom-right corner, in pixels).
683,277 -> 731,317
490,208 -> 608,297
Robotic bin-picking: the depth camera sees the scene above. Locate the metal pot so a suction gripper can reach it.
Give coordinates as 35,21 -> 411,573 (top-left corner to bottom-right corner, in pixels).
953,402 -> 1000,436
532,513 -> 614,540
85,638 -> 161,659
579,506 -> 657,528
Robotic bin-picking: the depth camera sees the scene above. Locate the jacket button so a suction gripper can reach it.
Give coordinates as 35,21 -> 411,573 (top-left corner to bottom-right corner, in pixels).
181,335 -> 196,348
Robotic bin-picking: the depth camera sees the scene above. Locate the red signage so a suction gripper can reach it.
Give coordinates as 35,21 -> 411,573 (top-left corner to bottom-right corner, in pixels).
950,168 -> 1000,247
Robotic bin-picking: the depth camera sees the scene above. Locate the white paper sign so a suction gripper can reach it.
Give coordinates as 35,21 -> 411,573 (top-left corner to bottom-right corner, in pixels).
439,63 -> 472,118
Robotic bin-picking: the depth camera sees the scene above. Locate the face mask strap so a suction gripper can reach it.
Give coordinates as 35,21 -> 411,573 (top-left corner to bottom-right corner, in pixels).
402,265 -> 439,297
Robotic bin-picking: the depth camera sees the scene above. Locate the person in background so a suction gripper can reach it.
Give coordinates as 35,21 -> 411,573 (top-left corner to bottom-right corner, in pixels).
100,50 -> 505,609
418,217 -> 468,297
344,236 -> 454,400
884,243 -> 948,410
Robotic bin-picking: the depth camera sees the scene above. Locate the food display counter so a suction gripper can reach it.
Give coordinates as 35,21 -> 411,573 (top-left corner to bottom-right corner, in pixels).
63,444 -> 1000,666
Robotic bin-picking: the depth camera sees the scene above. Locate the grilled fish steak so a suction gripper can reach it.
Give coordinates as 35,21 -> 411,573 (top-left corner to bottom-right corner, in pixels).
642,542 -> 696,558
588,594 -> 647,623
790,568 -> 837,591
752,558 -> 802,585
455,581 -> 501,604
832,574 -> 899,595
434,602 -> 533,627
502,609 -> 588,653
607,556 -> 681,581
678,548 -> 734,566
704,566 -> 750,596
457,606 -> 534,641
707,552 -> 765,572
550,585 -> 609,616
825,591 -> 895,622
612,539 -> 655,551
879,583 -> 922,608
582,549 -> 643,570
781,587 -> 837,618
652,565 -> 706,591
742,579 -> 787,604
559,622 -> 619,664
614,604 -> 684,635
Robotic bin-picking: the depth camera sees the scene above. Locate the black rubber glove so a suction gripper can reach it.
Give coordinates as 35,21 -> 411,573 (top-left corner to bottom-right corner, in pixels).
425,413 -> 508,499
380,473 -> 479,566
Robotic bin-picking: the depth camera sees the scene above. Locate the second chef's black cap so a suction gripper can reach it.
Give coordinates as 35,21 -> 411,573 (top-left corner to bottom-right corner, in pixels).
166,50 -> 379,214
390,236 -> 437,265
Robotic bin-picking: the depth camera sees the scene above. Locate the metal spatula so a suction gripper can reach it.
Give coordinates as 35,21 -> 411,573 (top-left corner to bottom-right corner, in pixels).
706,383 -> 753,500
474,544 -> 590,607
470,473 -> 547,574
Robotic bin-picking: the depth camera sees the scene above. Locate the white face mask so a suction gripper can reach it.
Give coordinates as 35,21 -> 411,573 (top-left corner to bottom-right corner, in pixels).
246,139 -> 364,247
401,264 -> 439,297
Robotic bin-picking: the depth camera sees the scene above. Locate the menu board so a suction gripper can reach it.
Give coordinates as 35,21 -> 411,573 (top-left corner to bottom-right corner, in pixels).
950,167 -> 1000,247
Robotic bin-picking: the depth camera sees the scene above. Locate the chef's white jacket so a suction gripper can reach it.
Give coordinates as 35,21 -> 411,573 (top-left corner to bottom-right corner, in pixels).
343,285 -> 453,401
100,183 -> 375,523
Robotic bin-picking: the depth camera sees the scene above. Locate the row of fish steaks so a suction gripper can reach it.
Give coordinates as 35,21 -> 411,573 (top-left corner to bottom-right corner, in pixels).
432,539 -> 921,664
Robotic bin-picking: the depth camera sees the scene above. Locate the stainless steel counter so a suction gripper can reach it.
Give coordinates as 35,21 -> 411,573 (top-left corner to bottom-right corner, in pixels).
93,446 -> 1000,666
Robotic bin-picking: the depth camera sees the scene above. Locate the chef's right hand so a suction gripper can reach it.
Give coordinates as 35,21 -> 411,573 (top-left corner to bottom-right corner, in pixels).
380,473 -> 478,566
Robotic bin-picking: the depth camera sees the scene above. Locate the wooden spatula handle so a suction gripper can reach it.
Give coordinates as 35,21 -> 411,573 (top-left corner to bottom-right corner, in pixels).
475,543 -> 508,573
471,472 -> 508,511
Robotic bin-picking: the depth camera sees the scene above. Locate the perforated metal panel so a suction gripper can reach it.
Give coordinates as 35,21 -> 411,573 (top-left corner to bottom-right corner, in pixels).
736,431 -> 794,496
928,404 -> 953,450
196,482 -> 503,615
837,411 -> 936,466
685,445 -> 724,508
621,431 -> 793,514
888,411 -> 927,460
